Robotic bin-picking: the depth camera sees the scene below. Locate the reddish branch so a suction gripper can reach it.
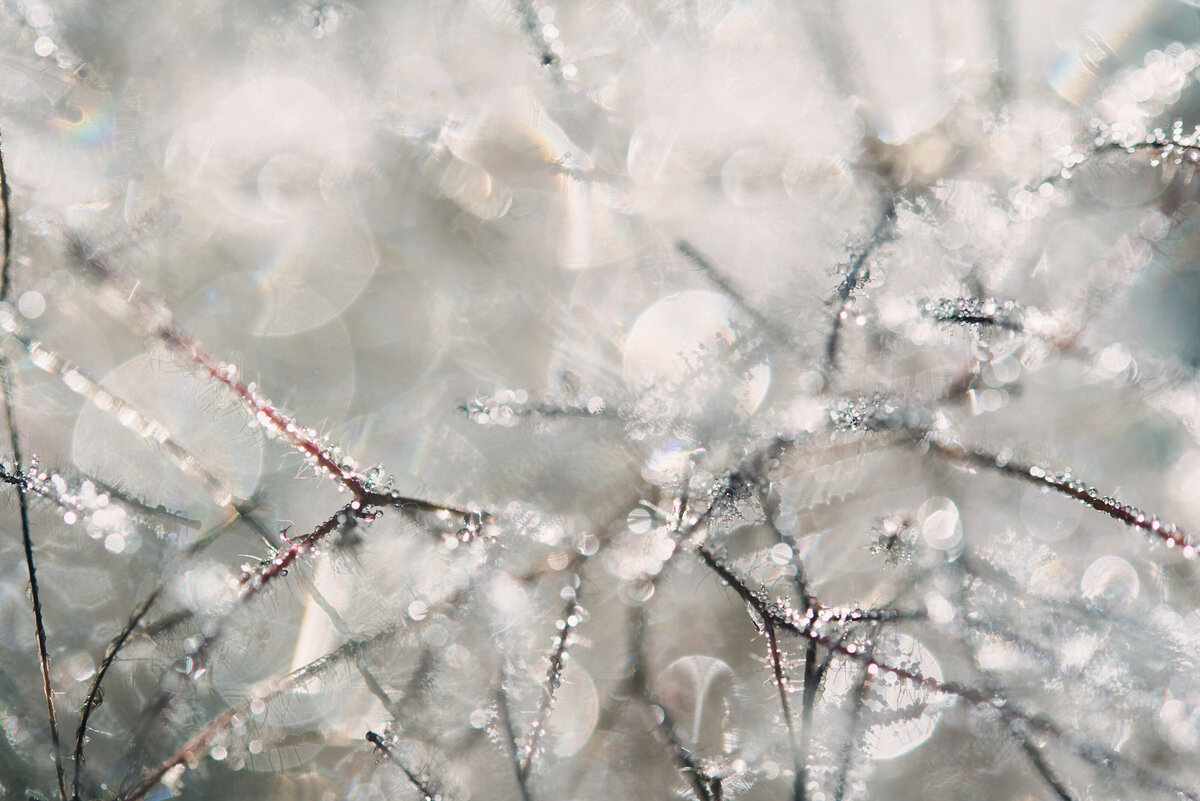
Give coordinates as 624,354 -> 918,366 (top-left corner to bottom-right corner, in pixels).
696,544 -> 1199,801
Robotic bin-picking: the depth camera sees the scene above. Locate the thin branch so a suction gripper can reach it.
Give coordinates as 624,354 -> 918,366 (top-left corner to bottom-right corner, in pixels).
2,354 -> 66,801
0,460 -> 191,537
72,587 -> 161,801
358,662 -> 400,720
829,397 -> 1197,556
763,620 -> 798,771
832,643 -> 876,801
677,239 -> 795,347
67,237 -> 486,524
495,677 -> 534,801
825,200 -> 897,375
126,503 -> 367,767
521,593 -> 581,780
796,636 -> 819,801
0,131 -> 12,304
0,324 -> 241,508
119,623 -> 403,801
1042,135 -> 1200,190
1018,738 -> 1077,801
922,297 -> 1023,333
626,601 -> 715,801
695,544 -> 1200,801
931,439 -> 1196,554
366,730 -> 440,801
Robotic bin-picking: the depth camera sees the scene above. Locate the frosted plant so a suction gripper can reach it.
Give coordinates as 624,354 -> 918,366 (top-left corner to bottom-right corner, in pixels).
1,2 -> 1200,801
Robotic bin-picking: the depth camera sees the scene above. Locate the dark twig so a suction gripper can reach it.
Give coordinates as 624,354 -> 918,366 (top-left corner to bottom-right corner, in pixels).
72,587 -> 161,801
120,624 -> 403,801
366,730 -> 440,801
125,502 -> 368,770
796,636 -> 819,801
495,677 -> 534,801
832,642 -> 876,801
763,621 -> 800,786
0,132 -> 11,303
825,200 -> 897,375
931,439 -> 1196,554
677,239 -> 795,347
625,600 -> 716,801
3,359 -> 66,801
521,593 -> 581,780
1017,738 -> 1077,801
696,544 -> 1199,801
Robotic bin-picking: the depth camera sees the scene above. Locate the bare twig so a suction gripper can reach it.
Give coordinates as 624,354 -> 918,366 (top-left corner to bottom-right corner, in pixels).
0,134 -> 66,801
366,730 -> 440,801
521,593 -> 581,780
72,587 -> 161,801
495,677 -> 534,801
825,200 -> 897,375
696,544 -> 1199,801
120,623 -> 403,801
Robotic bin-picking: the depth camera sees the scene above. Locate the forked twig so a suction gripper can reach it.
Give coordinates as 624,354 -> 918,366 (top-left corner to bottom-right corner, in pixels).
120,623 -> 403,801
696,544 -> 1199,801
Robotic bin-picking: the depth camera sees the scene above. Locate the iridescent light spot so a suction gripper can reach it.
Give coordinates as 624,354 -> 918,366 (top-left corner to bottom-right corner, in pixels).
17,291 -> 45,319
52,89 -> 116,148
1081,555 -> 1139,603
623,290 -> 769,418
918,497 -> 962,551
549,667 -> 599,757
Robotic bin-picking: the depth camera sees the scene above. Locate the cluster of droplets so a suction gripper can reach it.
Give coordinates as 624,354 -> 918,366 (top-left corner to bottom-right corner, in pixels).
15,0 -> 99,82
297,1 -> 342,39
1008,173 -> 1074,221
921,296 -> 1023,333
0,310 -> 248,507
0,310 -> 169,444
1140,122 -> 1200,174
1095,43 -> 1200,141
460,388 -> 607,427
1020,463 -> 1197,557
518,3 -> 579,83
827,396 -> 930,435
605,505 -> 679,585
767,596 -> 908,639
0,455 -> 172,549
518,598 -> 588,774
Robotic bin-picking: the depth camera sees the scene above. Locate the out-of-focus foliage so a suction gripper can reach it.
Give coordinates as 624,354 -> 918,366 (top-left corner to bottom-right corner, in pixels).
2,2 -> 1200,801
